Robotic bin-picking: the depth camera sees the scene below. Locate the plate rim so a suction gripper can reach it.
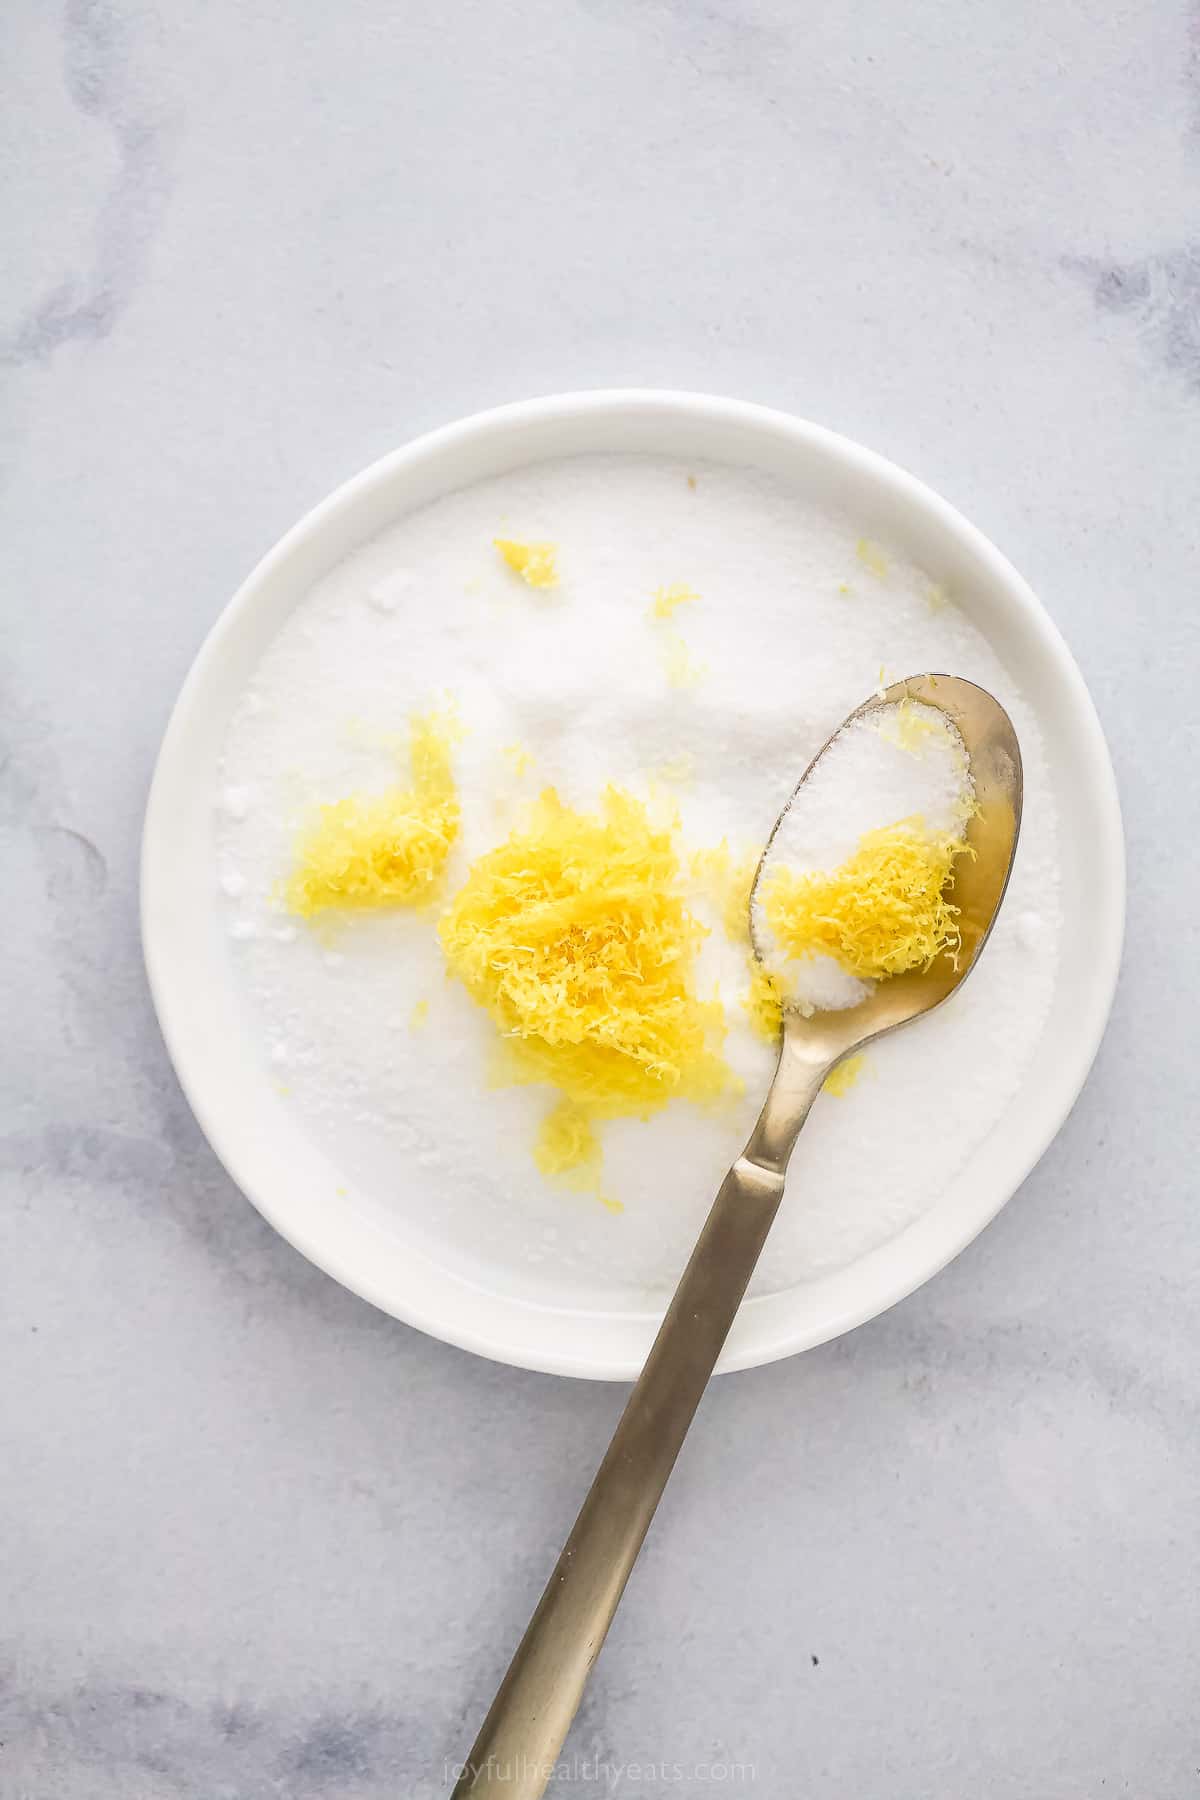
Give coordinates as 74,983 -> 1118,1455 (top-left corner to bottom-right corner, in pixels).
141,388 -> 1125,1379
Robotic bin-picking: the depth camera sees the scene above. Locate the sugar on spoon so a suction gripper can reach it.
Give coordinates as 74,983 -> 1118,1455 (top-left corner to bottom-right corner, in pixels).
451,673 -> 1022,1800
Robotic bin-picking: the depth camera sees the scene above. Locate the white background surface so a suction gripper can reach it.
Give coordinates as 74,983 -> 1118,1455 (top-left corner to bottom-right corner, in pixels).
1,2 -> 1194,1795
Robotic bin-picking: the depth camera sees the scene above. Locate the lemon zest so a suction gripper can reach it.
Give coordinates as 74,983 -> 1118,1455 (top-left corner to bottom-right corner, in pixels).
662,632 -> 706,689
439,788 -> 733,1178
744,961 -> 784,1042
285,708 -> 461,918
856,538 -> 889,580
534,1100 -> 600,1187
824,1053 -> 866,1097
649,582 -> 699,620
762,818 -> 972,984
691,841 -> 757,942
878,696 -> 946,757
691,842 -> 782,1043
494,538 -> 559,589
503,742 -> 534,777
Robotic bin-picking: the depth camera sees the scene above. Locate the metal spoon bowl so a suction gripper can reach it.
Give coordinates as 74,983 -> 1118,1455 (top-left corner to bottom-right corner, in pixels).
452,673 -> 1022,1799
743,673 -> 1023,1171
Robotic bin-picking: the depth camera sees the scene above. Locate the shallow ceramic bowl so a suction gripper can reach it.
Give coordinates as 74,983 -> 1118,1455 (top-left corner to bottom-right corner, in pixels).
141,391 -> 1124,1379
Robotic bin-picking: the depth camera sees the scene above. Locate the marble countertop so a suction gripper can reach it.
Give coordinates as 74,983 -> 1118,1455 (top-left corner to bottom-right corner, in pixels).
3,1 -> 1195,1795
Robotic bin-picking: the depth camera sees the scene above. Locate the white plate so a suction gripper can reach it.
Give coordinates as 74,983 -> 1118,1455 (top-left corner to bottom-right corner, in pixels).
141,391 -> 1124,1379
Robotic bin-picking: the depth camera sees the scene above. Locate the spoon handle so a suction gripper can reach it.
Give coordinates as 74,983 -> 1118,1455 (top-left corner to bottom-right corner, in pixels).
450,1141 -> 799,1799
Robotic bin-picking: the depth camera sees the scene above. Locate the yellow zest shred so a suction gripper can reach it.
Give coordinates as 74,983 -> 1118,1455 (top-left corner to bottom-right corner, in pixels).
878,696 -> 946,757
691,841 -> 783,1043
691,840 -> 757,942
856,538 -> 889,580
925,581 -> 949,613
502,741 -> 534,777
409,997 -> 430,1030
824,1053 -> 866,1097
535,1099 -> 601,1184
494,538 -> 559,589
662,632 -> 706,690
534,1099 -> 622,1210
439,787 -> 732,1177
649,582 -> 699,620
285,707 -> 461,918
745,961 -> 784,1041
762,818 -> 971,983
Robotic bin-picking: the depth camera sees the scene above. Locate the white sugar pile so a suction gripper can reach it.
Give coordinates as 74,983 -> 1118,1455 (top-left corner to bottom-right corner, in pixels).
215,454 -> 1061,1305
753,700 -> 974,1013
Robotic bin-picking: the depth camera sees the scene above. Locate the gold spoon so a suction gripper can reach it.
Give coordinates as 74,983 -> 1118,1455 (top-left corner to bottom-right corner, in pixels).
451,673 -> 1022,1800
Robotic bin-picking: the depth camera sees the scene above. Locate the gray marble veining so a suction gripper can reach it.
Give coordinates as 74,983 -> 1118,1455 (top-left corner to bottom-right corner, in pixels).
2,0 -> 1196,1795
2,1 -> 175,367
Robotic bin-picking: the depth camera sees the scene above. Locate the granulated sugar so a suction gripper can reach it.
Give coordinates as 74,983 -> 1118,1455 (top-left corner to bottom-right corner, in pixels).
215,454 -> 1061,1307
766,703 -> 973,878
